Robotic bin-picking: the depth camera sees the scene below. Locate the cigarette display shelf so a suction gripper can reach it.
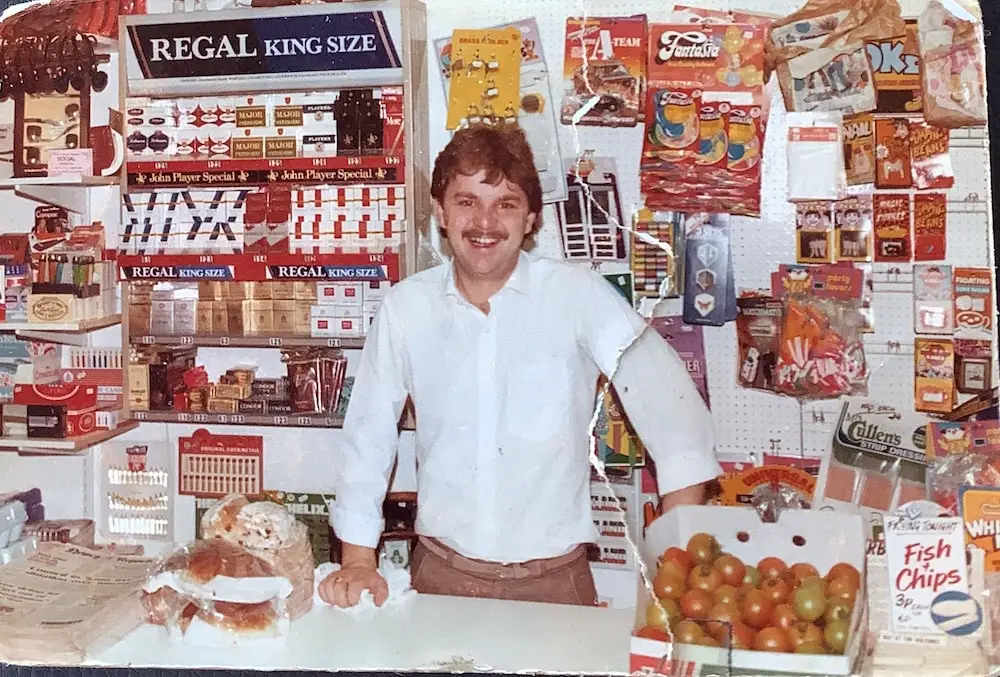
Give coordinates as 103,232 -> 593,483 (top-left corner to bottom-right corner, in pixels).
0,314 -> 122,334
130,334 -> 366,350
126,155 -> 405,191
1,421 -> 140,456
132,410 -> 415,431
0,175 -> 120,215
118,252 -> 400,283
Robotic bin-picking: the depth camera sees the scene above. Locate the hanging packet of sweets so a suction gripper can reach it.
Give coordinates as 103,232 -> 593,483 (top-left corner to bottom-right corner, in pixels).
914,337 -> 956,414
770,264 -> 869,399
835,196 -> 874,262
736,296 -> 783,391
909,121 -> 955,190
843,113 -> 876,186
918,0 -> 987,128
873,193 -> 912,262
682,213 -> 732,326
913,192 -> 947,261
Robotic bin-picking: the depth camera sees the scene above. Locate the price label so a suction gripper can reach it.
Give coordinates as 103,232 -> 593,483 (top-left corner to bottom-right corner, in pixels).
180,336 -> 194,345
178,413 -> 192,422
199,256 -> 214,264
217,415 -> 228,424
219,337 -> 231,347
133,411 -> 147,420
140,336 -> 155,345
327,339 -> 341,348
231,415 -> 246,424
297,417 -> 313,426
274,416 -> 288,426
194,414 -> 209,423
268,337 -> 283,347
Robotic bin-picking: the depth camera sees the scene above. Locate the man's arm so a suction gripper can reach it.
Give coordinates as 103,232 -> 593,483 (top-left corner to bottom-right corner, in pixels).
578,272 -> 721,505
330,294 -> 410,556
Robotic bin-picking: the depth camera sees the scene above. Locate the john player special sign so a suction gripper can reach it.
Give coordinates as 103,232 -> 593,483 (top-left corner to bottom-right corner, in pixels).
125,4 -> 403,94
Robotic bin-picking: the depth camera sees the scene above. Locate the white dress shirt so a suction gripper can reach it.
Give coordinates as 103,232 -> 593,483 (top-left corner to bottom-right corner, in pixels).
330,251 -> 720,564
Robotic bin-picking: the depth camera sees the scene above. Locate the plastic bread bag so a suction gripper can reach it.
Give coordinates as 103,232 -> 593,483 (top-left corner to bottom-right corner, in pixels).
141,538 -> 293,647
918,0 -> 987,128
767,0 -> 905,64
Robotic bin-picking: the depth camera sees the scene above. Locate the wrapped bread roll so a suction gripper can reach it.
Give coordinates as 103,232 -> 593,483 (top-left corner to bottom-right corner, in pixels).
202,494 -> 315,620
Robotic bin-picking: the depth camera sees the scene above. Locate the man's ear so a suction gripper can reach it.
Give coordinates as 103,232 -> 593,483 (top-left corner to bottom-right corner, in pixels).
432,199 -> 446,234
523,212 -> 537,236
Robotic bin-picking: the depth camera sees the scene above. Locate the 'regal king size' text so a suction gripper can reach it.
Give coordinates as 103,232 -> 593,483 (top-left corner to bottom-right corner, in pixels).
148,34 -> 379,61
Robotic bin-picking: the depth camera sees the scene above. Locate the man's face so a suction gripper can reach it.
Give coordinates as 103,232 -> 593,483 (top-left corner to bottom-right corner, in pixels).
434,169 -> 536,282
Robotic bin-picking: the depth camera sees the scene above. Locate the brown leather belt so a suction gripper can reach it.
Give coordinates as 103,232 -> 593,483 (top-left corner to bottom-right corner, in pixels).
418,537 -> 587,581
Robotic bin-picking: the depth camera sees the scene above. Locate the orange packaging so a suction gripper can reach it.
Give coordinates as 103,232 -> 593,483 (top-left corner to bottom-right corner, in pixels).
913,193 -> 947,262
914,337 -> 955,414
959,487 -> 1000,573
874,117 -> 912,189
842,113 -> 875,186
717,465 -> 817,507
909,120 -> 955,191
646,23 -> 765,93
561,16 -> 647,127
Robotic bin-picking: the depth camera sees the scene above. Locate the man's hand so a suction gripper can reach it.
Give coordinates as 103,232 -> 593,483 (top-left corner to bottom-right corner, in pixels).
317,542 -> 389,608
659,481 -> 708,514
318,564 -> 389,608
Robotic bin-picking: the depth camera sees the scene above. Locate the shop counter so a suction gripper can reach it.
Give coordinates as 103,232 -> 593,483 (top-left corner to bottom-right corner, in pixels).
89,593 -> 634,673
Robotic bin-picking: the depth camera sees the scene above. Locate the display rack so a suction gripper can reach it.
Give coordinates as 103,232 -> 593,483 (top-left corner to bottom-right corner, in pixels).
118,0 -> 428,429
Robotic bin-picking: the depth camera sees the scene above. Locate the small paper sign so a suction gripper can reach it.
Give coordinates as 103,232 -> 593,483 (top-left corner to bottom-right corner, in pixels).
884,515 -> 969,634
46,149 -> 93,177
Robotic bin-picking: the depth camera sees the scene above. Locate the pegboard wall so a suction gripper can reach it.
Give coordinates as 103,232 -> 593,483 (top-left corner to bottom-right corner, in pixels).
425,0 -> 997,462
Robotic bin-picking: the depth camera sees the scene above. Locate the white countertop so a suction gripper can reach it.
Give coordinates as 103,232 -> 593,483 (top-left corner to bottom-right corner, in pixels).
89,593 -> 635,673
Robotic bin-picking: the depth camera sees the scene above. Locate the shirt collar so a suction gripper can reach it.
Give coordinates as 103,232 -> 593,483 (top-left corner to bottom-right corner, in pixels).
442,250 -> 532,299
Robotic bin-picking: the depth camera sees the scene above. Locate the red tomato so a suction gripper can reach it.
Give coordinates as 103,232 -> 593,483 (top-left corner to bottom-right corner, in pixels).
674,619 -> 705,645
769,604 -> 798,631
753,627 -> 790,653
654,569 -> 687,601
757,556 -> 788,581
728,622 -> 757,650
688,564 -> 724,593
705,602 -> 742,642
788,563 -> 820,586
792,585 -> 827,623
825,562 -> 861,589
686,533 -> 721,565
661,546 -> 695,574
714,584 -> 739,606
679,589 -> 714,619
786,622 -> 823,649
824,619 -> 850,654
826,576 -> 859,601
739,589 -> 774,629
714,554 -> 747,588
760,578 -> 791,605
635,626 -> 670,641
742,565 -> 761,587
657,558 -> 690,582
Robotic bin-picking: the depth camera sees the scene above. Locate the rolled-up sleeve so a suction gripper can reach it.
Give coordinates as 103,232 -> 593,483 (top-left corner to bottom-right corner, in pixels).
577,271 -> 721,496
329,293 -> 410,548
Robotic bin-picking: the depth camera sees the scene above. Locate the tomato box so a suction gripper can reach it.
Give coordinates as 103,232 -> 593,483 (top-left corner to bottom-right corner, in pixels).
630,506 -> 867,675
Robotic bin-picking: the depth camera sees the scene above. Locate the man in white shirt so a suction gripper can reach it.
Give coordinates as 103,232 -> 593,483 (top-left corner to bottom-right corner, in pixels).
318,126 -> 720,608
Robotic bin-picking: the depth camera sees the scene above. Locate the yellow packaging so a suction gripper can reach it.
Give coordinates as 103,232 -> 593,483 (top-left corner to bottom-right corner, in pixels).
445,28 -> 522,130
959,487 -> 1000,573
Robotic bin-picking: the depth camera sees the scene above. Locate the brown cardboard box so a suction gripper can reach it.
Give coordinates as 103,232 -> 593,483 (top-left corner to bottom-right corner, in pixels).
294,301 -> 312,336
293,281 -> 316,301
196,301 -> 214,335
228,283 -> 250,301
174,299 -> 197,335
228,301 -> 246,336
249,282 -> 273,300
245,300 -> 273,335
211,301 -> 229,335
272,281 -> 296,300
273,300 -> 295,330
28,293 -> 75,323
198,281 -> 217,300
129,302 -> 152,337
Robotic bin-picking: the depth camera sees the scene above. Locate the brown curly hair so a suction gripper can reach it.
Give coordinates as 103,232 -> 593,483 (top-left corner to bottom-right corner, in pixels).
430,126 -> 544,241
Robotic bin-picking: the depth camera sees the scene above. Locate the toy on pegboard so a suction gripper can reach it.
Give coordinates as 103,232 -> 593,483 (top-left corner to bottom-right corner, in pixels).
555,153 -> 626,261
445,27 -> 522,130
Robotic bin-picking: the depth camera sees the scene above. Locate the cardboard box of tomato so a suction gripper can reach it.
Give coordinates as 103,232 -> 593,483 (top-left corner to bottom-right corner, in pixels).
630,506 -> 867,675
